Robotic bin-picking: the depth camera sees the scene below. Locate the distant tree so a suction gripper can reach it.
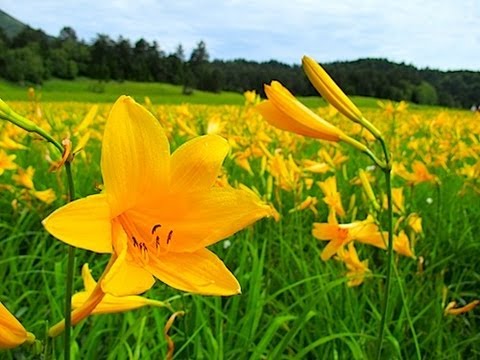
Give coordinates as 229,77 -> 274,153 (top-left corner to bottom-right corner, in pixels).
59,26 -> 77,42
3,46 -> 46,83
114,36 -> 133,80
412,81 -> 438,105
89,34 -> 114,80
49,48 -> 78,79
164,45 -> 185,85
174,44 -> 185,62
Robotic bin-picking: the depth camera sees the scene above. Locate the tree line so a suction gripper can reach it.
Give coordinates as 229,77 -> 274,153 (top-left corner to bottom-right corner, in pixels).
0,25 -> 479,108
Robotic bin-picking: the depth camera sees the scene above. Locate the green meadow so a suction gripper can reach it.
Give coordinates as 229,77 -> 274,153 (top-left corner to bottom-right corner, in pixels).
0,78 -> 395,109
0,82 -> 478,359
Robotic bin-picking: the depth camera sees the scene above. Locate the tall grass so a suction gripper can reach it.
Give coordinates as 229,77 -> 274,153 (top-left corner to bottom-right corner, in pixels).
0,98 -> 478,359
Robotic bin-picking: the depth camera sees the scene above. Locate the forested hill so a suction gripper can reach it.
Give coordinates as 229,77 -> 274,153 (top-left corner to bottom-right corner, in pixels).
0,10 -> 479,108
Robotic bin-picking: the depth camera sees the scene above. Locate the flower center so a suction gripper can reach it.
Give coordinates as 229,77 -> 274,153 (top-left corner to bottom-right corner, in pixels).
117,213 -> 175,264
336,228 -> 349,242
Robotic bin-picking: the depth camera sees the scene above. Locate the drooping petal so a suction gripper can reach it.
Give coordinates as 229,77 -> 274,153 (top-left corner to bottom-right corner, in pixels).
320,239 -> 343,261
146,248 -> 240,296
169,135 -> 229,193
126,187 -> 274,253
73,264 -> 167,314
101,221 -> 155,296
0,303 -> 30,349
101,96 -> 170,217
42,194 -> 113,253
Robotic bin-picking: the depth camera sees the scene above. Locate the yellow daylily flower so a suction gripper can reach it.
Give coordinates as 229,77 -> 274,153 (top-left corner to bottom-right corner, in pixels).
289,196 -> 318,216
256,81 -> 344,142
0,302 -> 35,349
12,166 -> 35,190
407,213 -> 422,234
444,300 -> 479,316
244,90 -> 259,105
336,243 -> 371,287
43,96 -> 273,300
302,56 -> 363,124
317,176 -> 345,217
33,189 -> 57,204
302,55 -> 382,139
358,169 -> 380,210
383,187 -> 405,214
397,160 -> 438,186
0,134 -> 27,150
72,264 -> 170,314
302,159 -> 331,174
393,231 -> 415,258
0,150 -> 17,176
312,210 -> 386,261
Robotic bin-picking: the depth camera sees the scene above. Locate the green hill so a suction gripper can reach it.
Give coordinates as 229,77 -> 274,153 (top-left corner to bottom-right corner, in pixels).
0,9 -> 27,38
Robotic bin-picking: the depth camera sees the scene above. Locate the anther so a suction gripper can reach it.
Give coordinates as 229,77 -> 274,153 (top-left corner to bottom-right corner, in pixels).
151,224 -> 162,234
132,236 -> 138,247
167,230 -> 173,245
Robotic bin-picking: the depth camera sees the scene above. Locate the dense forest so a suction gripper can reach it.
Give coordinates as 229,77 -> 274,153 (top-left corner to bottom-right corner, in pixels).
0,18 -> 479,108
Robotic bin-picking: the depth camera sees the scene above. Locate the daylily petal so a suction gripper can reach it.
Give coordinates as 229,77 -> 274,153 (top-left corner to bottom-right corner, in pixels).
42,194 -> 112,253
312,223 -> 339,240
146,248 -> 240,295
262,81 -> 343,141
73,264 -> 166,314
356,230 -> 388,250
101,221 -> 155,296
127,187 -> 273,253
101,96 -> 170,217
169,135 -> 229,193
257,101 -> 335,140
81,263 -> 97,293
320,239 -> 343,261
0,302 -> 29,349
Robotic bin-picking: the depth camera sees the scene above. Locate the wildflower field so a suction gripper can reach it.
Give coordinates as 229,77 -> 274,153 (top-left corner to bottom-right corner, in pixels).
1,80 -> 479,359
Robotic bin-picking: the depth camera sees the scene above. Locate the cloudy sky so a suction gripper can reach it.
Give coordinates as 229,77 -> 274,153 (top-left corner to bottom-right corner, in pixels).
2,0 -> 479,70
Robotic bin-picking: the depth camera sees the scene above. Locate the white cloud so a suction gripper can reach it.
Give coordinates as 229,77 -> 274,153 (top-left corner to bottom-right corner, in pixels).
2,0 -> 479,70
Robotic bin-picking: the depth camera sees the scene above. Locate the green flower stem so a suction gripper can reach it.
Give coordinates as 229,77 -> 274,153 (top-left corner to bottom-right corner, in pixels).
375,166 -> 393,360
0,113 -> 63,154
63,162 -> 76,360
359,116 -> 383,140
0,100 -> 77,360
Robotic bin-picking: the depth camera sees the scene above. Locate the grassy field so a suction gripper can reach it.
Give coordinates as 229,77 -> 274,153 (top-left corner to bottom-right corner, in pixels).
0,86 -> 479,359
0,77 -> 397,109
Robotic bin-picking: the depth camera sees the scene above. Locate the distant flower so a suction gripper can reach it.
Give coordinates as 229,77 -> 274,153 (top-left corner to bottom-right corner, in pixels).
313,210 -> 386,261
12,166 -> 35,190
0,150 -> 17,176
317,176 -> 345,217
444,300 -> 479,316
393,231 -> 415,258
336,243 -> 371,287
33,189 -> 57,204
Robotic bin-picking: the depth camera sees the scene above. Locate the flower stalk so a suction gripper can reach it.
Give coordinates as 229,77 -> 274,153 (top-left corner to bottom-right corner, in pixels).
0,98 -> 78,359
49,255 -> 117,338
